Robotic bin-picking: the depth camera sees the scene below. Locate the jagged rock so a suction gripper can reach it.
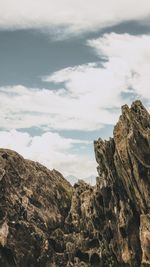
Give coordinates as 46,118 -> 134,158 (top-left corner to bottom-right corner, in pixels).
93,100 -> 150,266
0,100 -> 150,267
0,149 -> 72,267
140,214 -> 150,266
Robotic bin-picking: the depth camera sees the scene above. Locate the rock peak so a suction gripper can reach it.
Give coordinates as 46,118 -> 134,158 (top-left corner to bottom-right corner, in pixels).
131,99 -> 146,109
0,100 -> 150,267
94,100 -> 150,266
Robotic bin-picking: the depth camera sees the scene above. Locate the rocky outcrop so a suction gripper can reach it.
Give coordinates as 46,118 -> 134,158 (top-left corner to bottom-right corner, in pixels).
69,100 -> 150,267
0,150 -> 72,267
94,100 -> 150,267
0,100 -> 150,267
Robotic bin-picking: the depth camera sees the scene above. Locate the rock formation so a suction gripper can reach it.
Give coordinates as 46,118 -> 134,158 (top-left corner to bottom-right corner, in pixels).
0,100 -> 150,267
0,150 -> 72,267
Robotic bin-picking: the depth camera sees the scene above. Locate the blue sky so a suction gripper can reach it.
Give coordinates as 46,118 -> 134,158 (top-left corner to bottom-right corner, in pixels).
0,0 -> 150,179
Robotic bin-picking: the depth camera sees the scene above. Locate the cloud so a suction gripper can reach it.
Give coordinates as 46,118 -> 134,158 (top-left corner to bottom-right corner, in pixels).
1,33 -> 150,132
1,33 -> 150,178
0,1 -> 150,36
0,81 -> 119,131
0,129 -> 96,178
88,33 -> 150,100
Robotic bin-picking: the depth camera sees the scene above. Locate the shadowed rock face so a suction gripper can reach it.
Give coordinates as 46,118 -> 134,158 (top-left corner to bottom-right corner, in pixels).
0,100 -> 150,267
0,150 -> 72,267
93,100 -> 150,267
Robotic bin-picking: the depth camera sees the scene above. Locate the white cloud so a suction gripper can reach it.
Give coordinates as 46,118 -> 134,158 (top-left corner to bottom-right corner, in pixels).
1,33 -> 150,178
0,1 -> 150,36
88,33 -> 150,100
0,81 -> 119,131
1,34 -> 150,132
0,129 -> 96,178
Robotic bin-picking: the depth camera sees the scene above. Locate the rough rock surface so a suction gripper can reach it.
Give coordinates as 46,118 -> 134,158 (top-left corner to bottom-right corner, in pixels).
0,150 -> 72,267
0,100 -> 150,267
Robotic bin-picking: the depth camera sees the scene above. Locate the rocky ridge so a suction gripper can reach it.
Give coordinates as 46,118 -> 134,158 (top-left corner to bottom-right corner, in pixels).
0,100 -> 150,267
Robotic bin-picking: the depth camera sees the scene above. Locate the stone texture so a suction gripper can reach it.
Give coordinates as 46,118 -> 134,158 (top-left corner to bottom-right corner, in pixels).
0,100 -> 150,267
0,149 -> 72,267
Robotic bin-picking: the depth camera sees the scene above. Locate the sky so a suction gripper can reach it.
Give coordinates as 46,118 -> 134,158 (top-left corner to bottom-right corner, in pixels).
0,0 -> 150,180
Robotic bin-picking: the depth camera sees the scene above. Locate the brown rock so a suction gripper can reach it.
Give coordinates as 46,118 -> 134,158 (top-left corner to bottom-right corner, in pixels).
0,149 -> 72,266
0,100 -> 150,266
